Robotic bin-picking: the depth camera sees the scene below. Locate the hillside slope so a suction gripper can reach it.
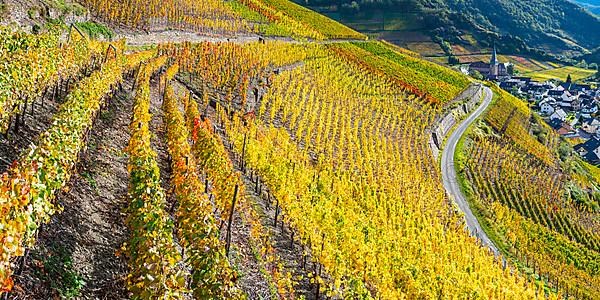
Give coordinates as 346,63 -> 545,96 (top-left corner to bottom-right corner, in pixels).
295,0 -> 600,56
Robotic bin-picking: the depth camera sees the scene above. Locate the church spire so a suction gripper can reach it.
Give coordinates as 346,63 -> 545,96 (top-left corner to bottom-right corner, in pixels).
490,44 -> 498,66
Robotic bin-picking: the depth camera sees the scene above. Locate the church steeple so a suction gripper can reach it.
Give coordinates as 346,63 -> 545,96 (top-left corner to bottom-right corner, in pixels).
490,44 -> 498,66
489,44 -> 499,77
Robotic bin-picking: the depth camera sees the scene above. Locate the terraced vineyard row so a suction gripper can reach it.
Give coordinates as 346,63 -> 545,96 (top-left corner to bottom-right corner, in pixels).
0,26 -> 110,134
79,0 -> 363,39
466,136 -> 599,251
81,0 -> 250,34
0,47 -> 153,291
483,87 -> 558,165
463,137 -> 600,298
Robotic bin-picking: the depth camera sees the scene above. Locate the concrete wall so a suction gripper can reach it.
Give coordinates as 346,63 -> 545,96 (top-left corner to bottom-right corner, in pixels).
430,85 -> 482,159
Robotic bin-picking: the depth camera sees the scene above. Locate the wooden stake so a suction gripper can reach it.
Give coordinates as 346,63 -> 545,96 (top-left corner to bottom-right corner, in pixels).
225,185 -> 239,256
274,199 -> 279,226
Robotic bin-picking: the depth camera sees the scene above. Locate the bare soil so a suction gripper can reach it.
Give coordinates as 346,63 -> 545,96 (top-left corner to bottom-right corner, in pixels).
8,80 -> 134,300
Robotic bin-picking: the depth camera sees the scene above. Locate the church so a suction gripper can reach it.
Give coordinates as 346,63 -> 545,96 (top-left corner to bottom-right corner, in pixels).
468,46 -> 509,80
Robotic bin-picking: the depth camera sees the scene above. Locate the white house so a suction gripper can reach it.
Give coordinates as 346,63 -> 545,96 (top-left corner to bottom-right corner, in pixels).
540,100 -> 555,115
581,99 -> 598,118
550,108 -> 567,121
581,119 -> 600,135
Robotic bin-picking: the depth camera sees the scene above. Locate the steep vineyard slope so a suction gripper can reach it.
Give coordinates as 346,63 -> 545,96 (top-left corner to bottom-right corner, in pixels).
0,0 -> 594,299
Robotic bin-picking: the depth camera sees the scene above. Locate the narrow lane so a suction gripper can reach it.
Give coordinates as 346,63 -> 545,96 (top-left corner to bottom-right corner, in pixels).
440,84 -> 500,256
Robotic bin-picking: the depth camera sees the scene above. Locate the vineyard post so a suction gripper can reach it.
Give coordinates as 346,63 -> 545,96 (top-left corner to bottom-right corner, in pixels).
52,83 -> 57,103
6,115 -> 12,135
316,281 -> 320,300
225,184 -> 239,257
13,105 -> 20,133
255,172 -> 259,193
19,103 -> 26,127
266,193 -> 270,210
65,78 -> 70,96
274,198 -> 279,226
241,133 -> 247,173
30,94 -> 37,115
319,233 -> 325,277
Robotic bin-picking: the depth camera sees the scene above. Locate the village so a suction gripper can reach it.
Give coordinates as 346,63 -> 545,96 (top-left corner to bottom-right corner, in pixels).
465,47 -> 600,164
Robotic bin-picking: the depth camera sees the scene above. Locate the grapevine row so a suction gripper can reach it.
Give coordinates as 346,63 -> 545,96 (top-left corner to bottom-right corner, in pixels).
0,28 -> 108,133
161,69 -> 241,298
0,49 -> 153,293
122,56 -> 189,298
184,90 -> 296,297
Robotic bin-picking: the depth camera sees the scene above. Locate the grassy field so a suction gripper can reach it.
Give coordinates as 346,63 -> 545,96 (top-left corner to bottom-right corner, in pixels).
403,42 -> 444,56
525,66 -> 597,82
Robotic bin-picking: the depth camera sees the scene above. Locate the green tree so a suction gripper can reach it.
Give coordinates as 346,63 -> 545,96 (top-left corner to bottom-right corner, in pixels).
470,70 -> 484,80
507,64 -> 515,75
448,55 -> 460,65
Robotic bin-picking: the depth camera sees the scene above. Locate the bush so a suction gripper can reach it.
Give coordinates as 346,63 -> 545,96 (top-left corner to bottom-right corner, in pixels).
558,141 -> 572,161
75,21 -> 114,39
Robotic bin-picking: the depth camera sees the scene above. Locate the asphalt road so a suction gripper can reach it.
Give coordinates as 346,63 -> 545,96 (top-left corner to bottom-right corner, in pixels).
440,84 -> 500,256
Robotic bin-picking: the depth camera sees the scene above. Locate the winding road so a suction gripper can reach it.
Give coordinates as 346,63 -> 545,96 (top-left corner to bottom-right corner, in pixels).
440,84 -> 500,256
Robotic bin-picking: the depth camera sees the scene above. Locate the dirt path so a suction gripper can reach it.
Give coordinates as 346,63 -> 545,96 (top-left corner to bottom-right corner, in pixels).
119,31 -> 265,47
237,170 -> 316,299
118,30 -> 365,47
10,81 -> 134,299
170,80 -> 275,299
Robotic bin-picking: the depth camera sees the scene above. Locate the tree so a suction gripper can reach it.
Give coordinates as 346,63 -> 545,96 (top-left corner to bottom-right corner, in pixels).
566,73 -> 572,84
470,70 -> 484,80
448,55 -> 460,65
507,64 -> 515,75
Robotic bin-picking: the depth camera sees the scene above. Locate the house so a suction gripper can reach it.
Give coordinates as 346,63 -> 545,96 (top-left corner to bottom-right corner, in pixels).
539,99 -> 556,115
575,138 -> 600,164
580,97 -> 598,118
557,122 -> 576,136
553,91 -> 581,111
499,80 -> 519,91
548,118 -> 563,130
580,118 -> 600,135
469,61 -> 491,75
550,108 -> 567,121
560,83 -> 592,93
548,89 -> 570,98
512,76 -> 532,83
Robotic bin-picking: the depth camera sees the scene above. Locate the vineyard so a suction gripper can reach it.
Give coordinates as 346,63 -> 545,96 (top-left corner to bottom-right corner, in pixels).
457,86 -> 600,298
0,0 -> 597,299
79,0 -> 364,40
